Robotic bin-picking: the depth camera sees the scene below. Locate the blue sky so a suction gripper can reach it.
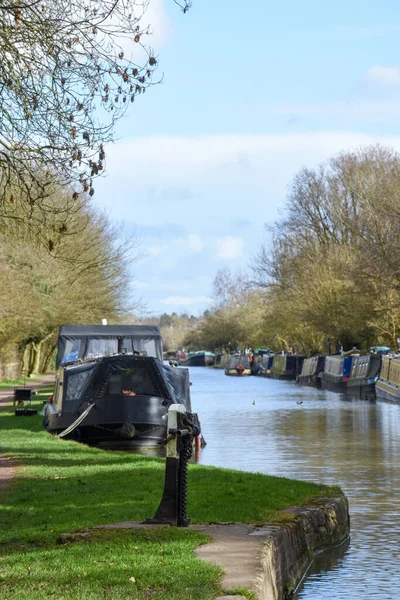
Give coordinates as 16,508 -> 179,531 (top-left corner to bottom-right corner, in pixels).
95,0 -> 400,315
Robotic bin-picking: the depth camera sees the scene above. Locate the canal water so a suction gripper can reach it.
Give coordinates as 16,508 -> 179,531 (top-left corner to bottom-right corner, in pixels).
188,367 -> 400,599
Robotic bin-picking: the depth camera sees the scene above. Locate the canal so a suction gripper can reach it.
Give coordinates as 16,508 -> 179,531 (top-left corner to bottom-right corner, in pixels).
189,367 -> 400,599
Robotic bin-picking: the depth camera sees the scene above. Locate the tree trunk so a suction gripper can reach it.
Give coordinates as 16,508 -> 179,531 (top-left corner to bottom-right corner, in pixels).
41,343 -> 57,373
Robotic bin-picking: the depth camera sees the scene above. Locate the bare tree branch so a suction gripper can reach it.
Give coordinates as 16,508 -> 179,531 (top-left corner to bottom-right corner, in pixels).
0,0 -> 186,219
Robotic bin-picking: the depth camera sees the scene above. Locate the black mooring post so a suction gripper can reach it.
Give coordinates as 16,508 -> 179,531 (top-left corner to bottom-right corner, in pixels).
145,407 -> 194,527
147,456 -> 180,525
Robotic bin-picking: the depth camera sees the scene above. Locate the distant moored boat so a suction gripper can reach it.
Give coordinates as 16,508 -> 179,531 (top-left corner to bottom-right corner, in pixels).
346,353 -> 382,397
225,355 -> 252,376
270,354 -> 305,380
179,351 -> 215,367
298,356 -> 326,387
375,354 -> 400,403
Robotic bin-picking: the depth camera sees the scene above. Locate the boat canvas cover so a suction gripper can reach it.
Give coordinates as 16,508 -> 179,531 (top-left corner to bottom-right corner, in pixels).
162,364 -> 192,411
324,356 -> 344,377
301,356 -> 320,377
57,325 -> 163,366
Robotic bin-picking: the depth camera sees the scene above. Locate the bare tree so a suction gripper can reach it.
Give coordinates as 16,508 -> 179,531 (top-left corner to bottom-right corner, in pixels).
212,268 -> 252,308
251,144 -> 400,351
0,0 -> 187,220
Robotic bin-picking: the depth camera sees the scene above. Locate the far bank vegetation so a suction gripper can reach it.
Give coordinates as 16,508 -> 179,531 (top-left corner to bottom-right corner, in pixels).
186,145 -> 400,355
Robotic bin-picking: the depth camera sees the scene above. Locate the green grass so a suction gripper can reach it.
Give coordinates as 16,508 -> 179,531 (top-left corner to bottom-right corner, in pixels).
0,385 -> 341,599
0,528 -> 221,600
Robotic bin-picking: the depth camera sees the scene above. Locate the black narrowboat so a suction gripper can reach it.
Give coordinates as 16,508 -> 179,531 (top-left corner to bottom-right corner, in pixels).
270,353 -> 305,380
43,325 -> 201,446
179,351 -> 215,367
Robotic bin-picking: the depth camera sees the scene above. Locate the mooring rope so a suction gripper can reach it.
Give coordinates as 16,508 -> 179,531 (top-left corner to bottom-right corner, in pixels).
57,402 -> 95,438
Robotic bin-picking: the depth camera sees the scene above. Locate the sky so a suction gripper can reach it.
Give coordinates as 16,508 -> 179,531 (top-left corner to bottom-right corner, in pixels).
95,0 -> 400,315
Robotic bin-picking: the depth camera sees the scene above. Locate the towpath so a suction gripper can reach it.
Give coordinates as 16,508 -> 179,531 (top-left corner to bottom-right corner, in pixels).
0,373 -> 55,407
0,373 -> 55,496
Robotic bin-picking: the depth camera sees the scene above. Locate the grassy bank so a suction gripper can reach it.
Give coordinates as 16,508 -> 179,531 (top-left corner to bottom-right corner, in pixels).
0,386 -> 341,599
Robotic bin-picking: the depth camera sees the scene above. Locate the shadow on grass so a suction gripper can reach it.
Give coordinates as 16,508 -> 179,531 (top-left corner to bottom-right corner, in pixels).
1,450 -> 334,549
0,443 -> 164,468
0,528 -> 223,600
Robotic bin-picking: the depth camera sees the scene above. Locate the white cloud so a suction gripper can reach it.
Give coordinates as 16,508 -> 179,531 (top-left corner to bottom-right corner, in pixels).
216,236 -> 244,259
98,131 -> 400,238
172,234 -> 204,254
147,244 -> 169,257
148,235 -> 203,257
142,0 -> 171,46
365,66 -> 400,86
105,132 -> 381,188
155,280 -> 195,291
271,101 -> 400,123
186,233 -> 204,252
160,296 -> 212,306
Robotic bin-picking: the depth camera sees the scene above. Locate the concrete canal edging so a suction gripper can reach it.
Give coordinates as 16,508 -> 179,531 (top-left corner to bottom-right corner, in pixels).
194,494 -> 350,600
256,495 -> 350,599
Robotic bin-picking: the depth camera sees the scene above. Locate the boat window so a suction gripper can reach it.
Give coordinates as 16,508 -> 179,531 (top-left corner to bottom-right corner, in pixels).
132,338 -> 157,358
97,364 -> 161,397
63,339 -> 80,363
64,368 -> 93,409
87,338 -> 118,357
122,338 -> 133,353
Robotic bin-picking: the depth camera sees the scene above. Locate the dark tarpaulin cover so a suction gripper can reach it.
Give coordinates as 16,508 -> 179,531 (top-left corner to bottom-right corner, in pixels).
160,363 -> 192,412
57,325 -> 163,366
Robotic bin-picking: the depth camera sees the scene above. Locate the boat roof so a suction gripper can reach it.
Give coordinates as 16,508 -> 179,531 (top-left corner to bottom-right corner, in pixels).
57,325 -> 163,366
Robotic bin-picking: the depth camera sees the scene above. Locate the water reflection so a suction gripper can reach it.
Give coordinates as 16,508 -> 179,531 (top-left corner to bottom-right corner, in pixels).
188,367 -> 400,600
294,537 -> 350,597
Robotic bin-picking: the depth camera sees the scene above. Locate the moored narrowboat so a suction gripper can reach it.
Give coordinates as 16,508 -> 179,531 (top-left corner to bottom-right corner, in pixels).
214,353 -> 230,369
252,353 -> 274,377
297,356 -> 326,387
179,351 -> 215,367
270,354 -> 305,380
42,325 -> 201,445
225,355 -> 252,376
375,355 -> 400,403
319,354 -> 354,391
346,353 -> 382,397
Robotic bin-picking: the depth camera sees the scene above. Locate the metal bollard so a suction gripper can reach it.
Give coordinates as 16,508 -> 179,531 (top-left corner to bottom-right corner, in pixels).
145,404 -> 199,527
